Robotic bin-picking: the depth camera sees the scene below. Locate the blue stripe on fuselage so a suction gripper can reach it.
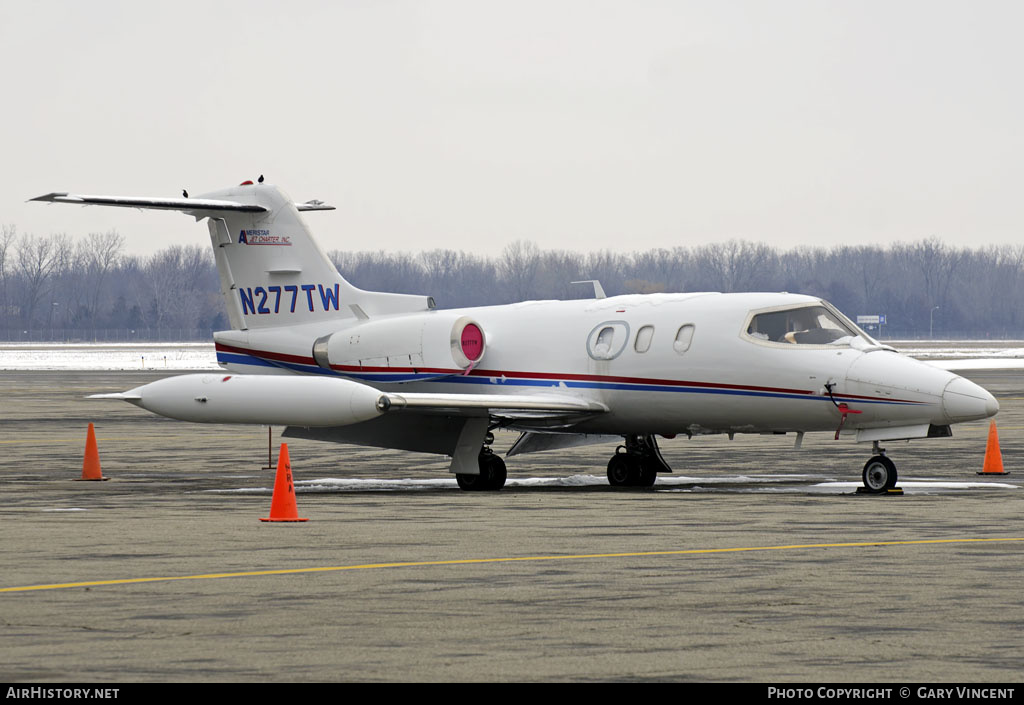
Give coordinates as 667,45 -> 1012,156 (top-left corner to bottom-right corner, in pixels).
217,350 -> 922,406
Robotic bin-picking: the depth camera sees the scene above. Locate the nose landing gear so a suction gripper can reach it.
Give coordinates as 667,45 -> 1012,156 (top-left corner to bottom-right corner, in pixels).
606,434 -> 671,487
860,442 -> 900,494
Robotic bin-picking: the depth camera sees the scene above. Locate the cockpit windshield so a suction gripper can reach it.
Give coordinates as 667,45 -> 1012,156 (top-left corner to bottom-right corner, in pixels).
746,305 -> 861,346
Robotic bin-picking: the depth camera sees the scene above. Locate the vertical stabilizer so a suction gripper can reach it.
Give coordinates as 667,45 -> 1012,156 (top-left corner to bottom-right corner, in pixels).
199,183 -> 432,330
31,182 -> 434,331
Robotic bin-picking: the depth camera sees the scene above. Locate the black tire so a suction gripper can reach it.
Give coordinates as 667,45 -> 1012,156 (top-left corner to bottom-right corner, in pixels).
607,454 -> 640,487
457,453 -> 507,491
456,472 -> 486,491
636,463 -> 658,487
484,454 -> 507,490
862,455 -> 898,493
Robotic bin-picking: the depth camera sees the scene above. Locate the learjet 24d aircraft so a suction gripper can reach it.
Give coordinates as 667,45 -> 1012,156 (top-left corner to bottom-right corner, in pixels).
32,180 -> 999,492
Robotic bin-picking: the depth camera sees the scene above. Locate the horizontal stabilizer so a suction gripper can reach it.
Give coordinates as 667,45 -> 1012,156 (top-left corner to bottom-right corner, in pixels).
30,192 -> 268,214
295,200 -> 336,211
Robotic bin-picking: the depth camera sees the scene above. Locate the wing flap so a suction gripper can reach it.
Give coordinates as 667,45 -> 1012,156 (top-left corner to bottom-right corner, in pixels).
508,431 -> 621,456
380,392 -> 607,416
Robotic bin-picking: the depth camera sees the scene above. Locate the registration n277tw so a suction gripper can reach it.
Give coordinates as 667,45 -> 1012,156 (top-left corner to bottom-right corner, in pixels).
32,180 -> 998,492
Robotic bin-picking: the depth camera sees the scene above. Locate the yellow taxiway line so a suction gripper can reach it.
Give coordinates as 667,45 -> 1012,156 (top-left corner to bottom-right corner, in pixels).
3,537 -> 1023,594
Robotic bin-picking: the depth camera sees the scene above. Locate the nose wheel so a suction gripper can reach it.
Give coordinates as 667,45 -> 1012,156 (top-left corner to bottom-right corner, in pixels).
862,454 -> 898,493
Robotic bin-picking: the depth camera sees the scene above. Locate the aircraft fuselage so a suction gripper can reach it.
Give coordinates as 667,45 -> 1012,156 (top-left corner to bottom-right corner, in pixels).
214,291 -> 995,438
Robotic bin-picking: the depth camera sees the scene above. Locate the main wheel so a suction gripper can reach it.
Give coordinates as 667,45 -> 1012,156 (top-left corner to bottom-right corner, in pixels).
862,455 -> 898,493
456,472 -> 487,491
636,463 -> 658,487
456,453 -> 507,491
483,453 -> 507,490
607,453 -> 640,487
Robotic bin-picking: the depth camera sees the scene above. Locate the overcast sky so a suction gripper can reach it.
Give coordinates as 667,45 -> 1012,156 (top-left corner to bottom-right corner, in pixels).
2,0 -> 1021,258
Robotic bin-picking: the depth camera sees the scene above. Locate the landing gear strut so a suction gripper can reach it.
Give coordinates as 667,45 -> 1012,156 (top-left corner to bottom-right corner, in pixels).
861,442 -> 898,493
606,434 -> 671,487
455,432 -> 507,491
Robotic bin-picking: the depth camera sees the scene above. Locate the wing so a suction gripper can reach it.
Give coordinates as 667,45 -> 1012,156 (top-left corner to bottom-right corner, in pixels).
284,392 -> 608,456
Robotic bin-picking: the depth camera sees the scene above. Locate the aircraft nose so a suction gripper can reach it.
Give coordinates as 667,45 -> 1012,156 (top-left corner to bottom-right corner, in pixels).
942,376 -> 999,423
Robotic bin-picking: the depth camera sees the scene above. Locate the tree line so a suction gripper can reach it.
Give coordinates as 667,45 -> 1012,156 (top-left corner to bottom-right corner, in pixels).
1,225 -> 1019,340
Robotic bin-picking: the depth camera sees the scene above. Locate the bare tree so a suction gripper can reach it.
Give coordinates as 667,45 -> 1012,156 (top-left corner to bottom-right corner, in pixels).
78,230 -> 125,329
632,247 -> 687,292
15,234 -> 60,328
695,240 -> 777,292
6,228 -> 1024,339
582,250 -> 627,297
137,244 -> 214,331
0,225 -> 17,326
537,250 -> 585,300
419,249 -> 499,307
499,240 -> 541,301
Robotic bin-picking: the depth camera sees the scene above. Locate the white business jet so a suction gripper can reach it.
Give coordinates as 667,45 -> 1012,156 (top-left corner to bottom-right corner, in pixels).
32,180 -> 998,493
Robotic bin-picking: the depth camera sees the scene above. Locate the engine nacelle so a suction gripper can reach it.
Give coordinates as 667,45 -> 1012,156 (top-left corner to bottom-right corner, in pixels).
311,313 -> 486,373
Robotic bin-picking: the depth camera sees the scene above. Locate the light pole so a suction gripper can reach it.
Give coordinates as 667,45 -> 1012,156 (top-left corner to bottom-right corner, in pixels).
930,306 -> 939,339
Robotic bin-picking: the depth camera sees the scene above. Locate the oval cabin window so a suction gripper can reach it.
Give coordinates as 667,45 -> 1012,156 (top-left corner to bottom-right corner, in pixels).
635,325 -> 654,353
673,324 -> 695,354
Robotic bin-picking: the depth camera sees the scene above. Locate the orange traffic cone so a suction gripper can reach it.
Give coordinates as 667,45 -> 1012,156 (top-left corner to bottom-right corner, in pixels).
978,420 -> 1009,475
78,423 -> 108,481
260,444 -> 308,522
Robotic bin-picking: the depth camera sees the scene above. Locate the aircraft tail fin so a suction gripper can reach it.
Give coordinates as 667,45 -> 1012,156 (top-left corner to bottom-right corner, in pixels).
31,181 -> 433,330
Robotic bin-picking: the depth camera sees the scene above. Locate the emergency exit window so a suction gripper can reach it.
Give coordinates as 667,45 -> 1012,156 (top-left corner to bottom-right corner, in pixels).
587,321 -> 629,360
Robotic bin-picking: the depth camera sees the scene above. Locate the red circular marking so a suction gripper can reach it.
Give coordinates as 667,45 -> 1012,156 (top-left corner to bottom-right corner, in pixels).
460,323 -> 484,362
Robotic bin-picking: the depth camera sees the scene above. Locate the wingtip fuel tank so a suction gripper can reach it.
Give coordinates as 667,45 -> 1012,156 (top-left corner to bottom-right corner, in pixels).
92,374 -> 386,427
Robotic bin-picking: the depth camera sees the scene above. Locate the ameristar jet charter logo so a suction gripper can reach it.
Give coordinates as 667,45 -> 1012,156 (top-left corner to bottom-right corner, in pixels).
238,229 -> 292,246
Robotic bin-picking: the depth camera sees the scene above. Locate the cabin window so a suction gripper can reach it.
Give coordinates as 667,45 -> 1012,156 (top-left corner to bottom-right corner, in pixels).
635,325 -> 654,353
587,321 -> 629,360
673,324 -> 695,354
746,305 -> 858,345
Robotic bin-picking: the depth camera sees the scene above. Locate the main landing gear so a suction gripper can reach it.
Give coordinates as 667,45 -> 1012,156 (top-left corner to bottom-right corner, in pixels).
606,434 -> 672,487
455,432 -> 507,491
861,442 -> 898,494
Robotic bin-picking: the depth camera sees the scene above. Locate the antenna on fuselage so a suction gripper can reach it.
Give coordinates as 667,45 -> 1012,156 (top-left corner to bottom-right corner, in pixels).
571,280 -> 607,299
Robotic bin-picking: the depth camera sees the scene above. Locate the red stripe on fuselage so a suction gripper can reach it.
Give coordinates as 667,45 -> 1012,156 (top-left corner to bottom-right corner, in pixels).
216,341 -> 923,404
